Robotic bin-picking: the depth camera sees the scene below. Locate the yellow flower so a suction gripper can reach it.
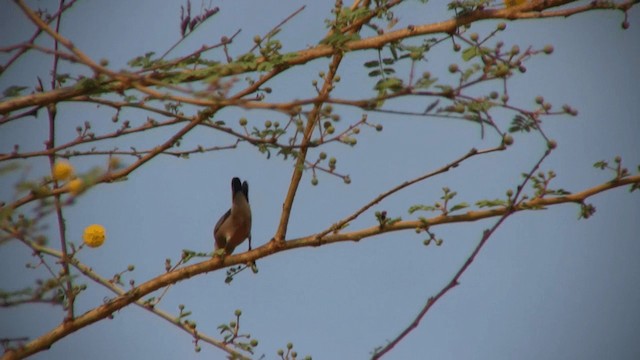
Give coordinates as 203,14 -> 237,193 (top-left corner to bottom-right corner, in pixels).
52,161 -> 75,181
504,0 -> 526,7
83,224 -> 106,248
68,178 -> 84,195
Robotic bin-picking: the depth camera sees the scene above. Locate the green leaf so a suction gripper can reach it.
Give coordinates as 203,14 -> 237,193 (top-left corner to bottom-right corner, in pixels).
364,60 -> 379,68
408,204 -> 437,214
449,202 -> 469,212
56,73 -> 71,85
441,189 -> 456,201
257,61 -> 274,72
320,32 -> 360,47
415,76 -> 436,90
462,47 -> 479,61
476,199 -> 508,208
509,114 -> 537,133
75,77 -> 100,91
374,77 -> 403,93
236,52 -> 257,65
127,51 -> 157,68
0,162 -> 20,175
593,160 -> 608,170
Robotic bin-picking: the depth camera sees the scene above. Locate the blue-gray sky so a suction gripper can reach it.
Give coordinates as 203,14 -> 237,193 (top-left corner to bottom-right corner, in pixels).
1,1 -> 639,359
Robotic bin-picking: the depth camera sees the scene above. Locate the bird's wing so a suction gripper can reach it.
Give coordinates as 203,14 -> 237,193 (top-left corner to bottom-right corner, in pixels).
213,209 -> 231,241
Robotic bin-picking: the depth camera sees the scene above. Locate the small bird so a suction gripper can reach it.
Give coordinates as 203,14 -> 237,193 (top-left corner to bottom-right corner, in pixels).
213,177 -> 252,255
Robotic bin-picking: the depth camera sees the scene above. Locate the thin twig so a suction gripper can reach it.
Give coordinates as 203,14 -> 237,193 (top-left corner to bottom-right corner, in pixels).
12,236 -> 252,360
249,5 -> 306,53
45,0 -> 76,321
4,172 -> 638,360
313,145 -> 504,243
371,149 -> 552,359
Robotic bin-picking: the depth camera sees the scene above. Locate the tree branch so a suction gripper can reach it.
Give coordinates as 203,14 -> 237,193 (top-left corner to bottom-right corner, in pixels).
4,0 -> 636,115
3,173 -> 637,360
371,147 -> 552,359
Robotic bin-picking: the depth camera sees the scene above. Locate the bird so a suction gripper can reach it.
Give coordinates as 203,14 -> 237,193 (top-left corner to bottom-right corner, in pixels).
213,177 -> 252,255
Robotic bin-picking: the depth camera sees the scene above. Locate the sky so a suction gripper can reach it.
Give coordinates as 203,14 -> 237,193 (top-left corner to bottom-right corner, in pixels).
1,1 -> 639,359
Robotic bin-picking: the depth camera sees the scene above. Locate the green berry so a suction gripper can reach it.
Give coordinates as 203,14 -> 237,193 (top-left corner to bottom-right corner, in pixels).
503,134 -> 514,146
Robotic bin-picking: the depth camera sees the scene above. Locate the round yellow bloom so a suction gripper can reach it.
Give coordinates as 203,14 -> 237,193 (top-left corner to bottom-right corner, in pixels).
83,224 -> 106,248
68,178 -> 84,195
52,161 -> 75,181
